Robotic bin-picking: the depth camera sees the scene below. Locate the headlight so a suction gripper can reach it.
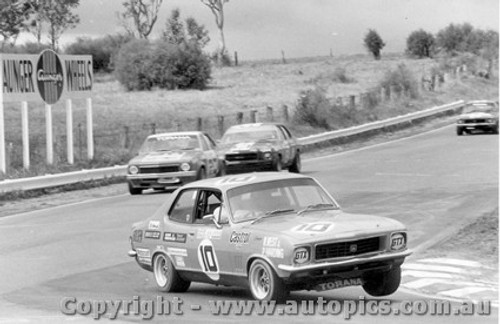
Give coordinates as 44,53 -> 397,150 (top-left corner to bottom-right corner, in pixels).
487,119 -> 494,123
457,119 -> 464,124
180,162 -> 191,171
128,165 -> 139,174
263,152 -> 272,160
293,247 -> 310,264
132,230 -> 143,243
390,232 -> 406,251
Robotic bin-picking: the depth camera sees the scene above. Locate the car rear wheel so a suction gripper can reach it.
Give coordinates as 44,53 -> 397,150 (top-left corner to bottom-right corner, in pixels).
362,265 -> 401,297
248,259 -> 286,301
288,152 -> 301,173
153,254 -> 191,293
456,127 -> 464,136
128,183 -> 143,195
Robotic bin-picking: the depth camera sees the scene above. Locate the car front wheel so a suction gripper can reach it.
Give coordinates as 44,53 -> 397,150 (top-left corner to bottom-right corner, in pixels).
153,254 -> 190,293
248,259 -> 286,301
128,183 -> 142,195
288,152 -> 301,173
271,156 -> 282,172
456,127 -> 464,136
362,266 -> 401,297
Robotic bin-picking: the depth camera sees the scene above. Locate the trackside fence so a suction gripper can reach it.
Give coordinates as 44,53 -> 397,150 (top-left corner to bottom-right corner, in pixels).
0,100 -> 465,194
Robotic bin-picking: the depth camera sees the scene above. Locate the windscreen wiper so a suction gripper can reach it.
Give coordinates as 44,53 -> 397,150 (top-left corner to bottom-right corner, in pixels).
297,203 -> 336,216
251,209 -> 294,224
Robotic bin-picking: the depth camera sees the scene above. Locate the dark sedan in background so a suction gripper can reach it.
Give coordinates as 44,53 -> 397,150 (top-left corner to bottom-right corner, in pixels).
456,100 -> 499,135
218,123 -> 301,174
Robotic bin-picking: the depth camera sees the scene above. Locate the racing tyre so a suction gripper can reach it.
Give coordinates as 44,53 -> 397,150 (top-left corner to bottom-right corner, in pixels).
128,183 -> 142,195
153,254 -> 191,293
248,259 -> 286,301
271,156 -> 282,172
288,152 -> 301,173
456,127 -> 464,136
362,265 -> 401,297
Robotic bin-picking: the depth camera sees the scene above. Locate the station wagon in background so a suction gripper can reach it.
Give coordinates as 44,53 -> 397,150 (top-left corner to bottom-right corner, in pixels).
128,172 -> 411,301
456,100 -> 499,135
218,123 -> 301,174
126,131 -> 224,195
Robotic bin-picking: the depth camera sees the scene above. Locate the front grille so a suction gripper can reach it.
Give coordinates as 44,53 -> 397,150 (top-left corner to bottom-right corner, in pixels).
464,119 -> 486,123
315,237 -> 381,260
139,165 -> 179,173
225,153 -> 258,161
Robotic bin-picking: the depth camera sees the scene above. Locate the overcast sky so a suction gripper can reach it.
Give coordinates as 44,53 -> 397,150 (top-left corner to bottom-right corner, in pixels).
24,0 -> 500,60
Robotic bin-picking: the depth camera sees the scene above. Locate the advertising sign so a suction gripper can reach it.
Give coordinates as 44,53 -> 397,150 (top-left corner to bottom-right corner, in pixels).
1,50 -> 93,105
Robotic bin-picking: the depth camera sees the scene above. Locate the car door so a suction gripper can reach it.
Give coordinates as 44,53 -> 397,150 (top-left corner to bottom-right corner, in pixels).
164,188 -> 200,271
190,188 -> 235,281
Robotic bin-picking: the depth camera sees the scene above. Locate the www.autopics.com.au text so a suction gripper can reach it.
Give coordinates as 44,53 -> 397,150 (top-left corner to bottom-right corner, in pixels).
60,296 -> 492,320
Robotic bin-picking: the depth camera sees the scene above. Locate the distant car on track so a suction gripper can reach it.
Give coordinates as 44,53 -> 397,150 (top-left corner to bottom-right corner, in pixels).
218,123 -> 301,174
456,100 -> 499,136
128,172 -> 411,301
126,131 -> 224,195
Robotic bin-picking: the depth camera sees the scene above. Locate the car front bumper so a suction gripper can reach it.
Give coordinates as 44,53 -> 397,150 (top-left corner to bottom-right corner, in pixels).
224,160 -> 274,173
457,122 -> 498,130
127,170 -> 198,189
277,249 -> 412,286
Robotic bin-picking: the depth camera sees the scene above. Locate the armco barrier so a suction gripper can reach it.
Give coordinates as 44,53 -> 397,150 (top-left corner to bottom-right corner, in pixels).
0,100 -> 465,195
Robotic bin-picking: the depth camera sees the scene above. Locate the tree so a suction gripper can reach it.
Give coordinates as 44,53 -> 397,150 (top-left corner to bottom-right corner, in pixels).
0,0 -> 35,48
40,0 -> 80,51
406,29 -> 435,58
162,8 -> 185,45
120,0 -> 163,39
163,9 -> 210,48
364,29 -> 385,60
185,17 -> 209,48
200,0 -> 230,63
435,23 -> 483,54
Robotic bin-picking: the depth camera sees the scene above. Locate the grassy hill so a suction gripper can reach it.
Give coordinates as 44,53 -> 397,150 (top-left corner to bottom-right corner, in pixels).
2,53 -> 498,178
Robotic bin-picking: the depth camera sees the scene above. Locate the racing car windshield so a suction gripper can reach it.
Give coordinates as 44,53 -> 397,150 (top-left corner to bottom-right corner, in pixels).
464,104 -> 496,114
227,178 -> 339,223
221,129 -> 278,144
139,135 -> 200,153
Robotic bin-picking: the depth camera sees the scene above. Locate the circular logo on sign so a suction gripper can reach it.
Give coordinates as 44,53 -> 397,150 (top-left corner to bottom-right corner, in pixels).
36,49 -> 64,105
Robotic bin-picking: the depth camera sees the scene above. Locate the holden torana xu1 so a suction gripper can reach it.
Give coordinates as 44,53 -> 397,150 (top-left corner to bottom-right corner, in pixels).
456,100 -> 499,135
218,123 -> 301,174
128,172 -> 411,301
126,131 -> 224,195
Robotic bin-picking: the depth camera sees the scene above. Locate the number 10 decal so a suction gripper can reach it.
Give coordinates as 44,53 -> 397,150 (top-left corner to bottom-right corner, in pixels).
197,239 -> 220,281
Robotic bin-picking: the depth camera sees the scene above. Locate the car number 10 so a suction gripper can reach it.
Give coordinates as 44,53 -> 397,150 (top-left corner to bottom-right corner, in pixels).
197,239 -> 220,281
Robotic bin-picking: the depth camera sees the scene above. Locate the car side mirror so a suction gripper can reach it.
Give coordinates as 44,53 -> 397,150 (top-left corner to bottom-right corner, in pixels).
203,214 -> 222,229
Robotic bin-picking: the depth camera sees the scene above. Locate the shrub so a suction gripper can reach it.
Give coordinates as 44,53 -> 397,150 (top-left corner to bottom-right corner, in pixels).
152,41 -> 211,90
114,39 -> 212,91
293,88 -> 331,129
114,39 -> 155,91
378,64 -> 419,98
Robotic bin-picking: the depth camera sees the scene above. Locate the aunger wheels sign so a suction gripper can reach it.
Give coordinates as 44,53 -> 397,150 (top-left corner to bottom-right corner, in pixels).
36,49 -> 64,105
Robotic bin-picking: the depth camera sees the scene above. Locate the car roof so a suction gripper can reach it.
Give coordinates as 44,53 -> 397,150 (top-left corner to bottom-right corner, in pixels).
182,172 -> 311,191
147,131 -> 203,139
466,100 -> 498,107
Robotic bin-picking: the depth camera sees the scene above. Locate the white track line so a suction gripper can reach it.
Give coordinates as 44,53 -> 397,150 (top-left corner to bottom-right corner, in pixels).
417,258 -> 483,268
402,263 -> 480,275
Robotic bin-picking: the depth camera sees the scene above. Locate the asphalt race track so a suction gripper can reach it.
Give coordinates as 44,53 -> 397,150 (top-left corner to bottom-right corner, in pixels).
0,125 -> 498,323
